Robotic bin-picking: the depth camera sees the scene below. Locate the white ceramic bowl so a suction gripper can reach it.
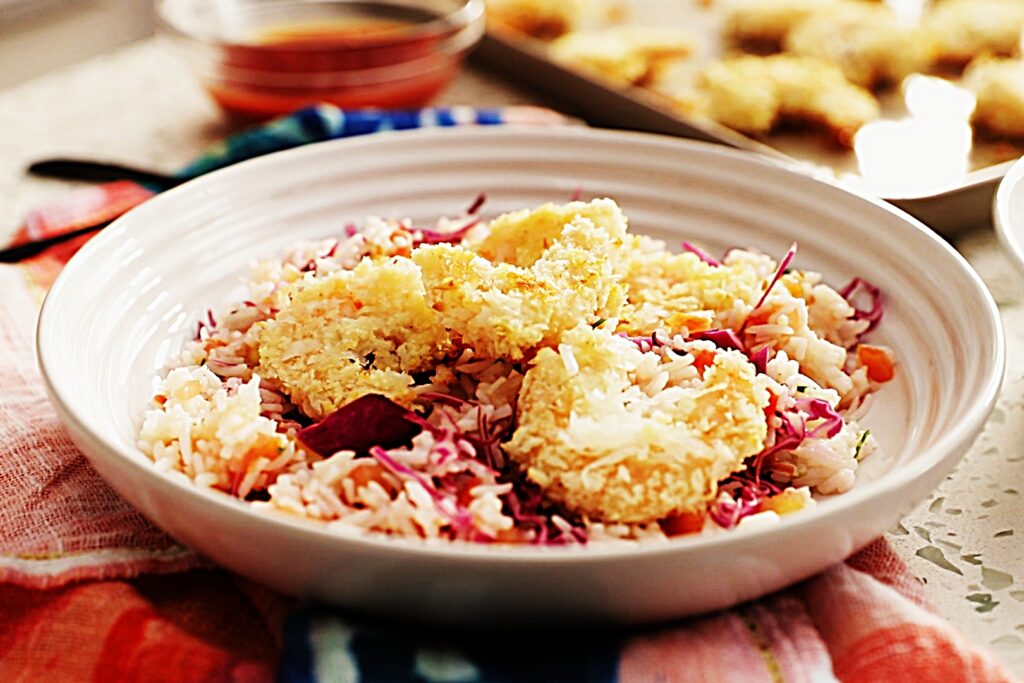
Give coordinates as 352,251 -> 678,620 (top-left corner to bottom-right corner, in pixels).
38,127 -> 1003,624
995,155 -> 1024,274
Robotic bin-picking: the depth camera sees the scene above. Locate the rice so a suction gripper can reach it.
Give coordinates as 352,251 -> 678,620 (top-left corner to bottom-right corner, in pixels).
138,198 -> 894,544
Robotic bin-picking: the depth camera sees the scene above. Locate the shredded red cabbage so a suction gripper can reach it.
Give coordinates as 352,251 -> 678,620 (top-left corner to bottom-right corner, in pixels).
750,346 -> 770,374
691,329 -> 745,352
755,412 -> 806,465
414,397 -> 586,544
754,396 -> 842,465
730,466 -> 782,497
416,217 -> 481,245
839,277 -> 883,334
297,394 -> 422,457
503,482 -> 586,544
710,468 -> 786,529
794,397 -> 843,439
370,445 -> 478,536
682,242 -> 721,267
620,333 -> 655,352
465,192 -> 487,215
413,194 -> 487,245
709,486 -> 762,529
751,242 -> 798,313
417,391 -> 469,408
730,393 -> 844,516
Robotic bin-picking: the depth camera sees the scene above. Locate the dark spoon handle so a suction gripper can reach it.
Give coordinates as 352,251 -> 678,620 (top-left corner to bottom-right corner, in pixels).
0,219 -> 112,263
28,159 -> 182,191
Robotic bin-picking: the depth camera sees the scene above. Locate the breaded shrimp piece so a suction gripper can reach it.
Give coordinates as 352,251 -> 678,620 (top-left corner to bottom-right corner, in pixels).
964,56 -> 1024,139
506,325 -> 769,523
470,197 -> 629,267
784,4 -> 935,88
925,0 -> 1024,66
549,27 -> 695,85
695,54 -> 880,143
619,238 -> 777,334
414,216 -> 624,360
257,257 -> 452,419
723,0 -> 839,50
486,0 -> 587,40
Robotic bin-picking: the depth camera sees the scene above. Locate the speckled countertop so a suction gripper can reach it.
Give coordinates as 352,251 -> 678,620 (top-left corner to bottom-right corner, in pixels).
3,37 -> 1023,676
888,230 -> 1024,672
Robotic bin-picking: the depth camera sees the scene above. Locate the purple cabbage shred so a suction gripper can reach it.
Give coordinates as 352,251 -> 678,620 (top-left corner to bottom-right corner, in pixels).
750,346 -> 770,373
794,397 -> 843,439
839,277 -> 884,335
691,329 -> 745,352
709,485 -> 762,529
751,242 -> 798,313
682,241 -> 721,267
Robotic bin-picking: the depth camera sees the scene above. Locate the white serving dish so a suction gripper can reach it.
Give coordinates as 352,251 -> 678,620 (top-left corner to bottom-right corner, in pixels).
995,155 -> 1024,275
38,127 -> 1003,624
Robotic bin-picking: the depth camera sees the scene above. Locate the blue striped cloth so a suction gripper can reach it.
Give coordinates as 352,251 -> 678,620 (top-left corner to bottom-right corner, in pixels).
176,105 -> 510,181
279,608 -> 621,683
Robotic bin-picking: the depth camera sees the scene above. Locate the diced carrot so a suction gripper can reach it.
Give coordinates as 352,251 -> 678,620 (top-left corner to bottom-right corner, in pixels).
666,312 -> 712,334
495,528 -> 529,543
454,474 -> 484,507
764,388 -> 780,421
857,344 -> 895,383
350,461 -> 395,494
744,310 -> 772,328
249,435 -> 282,461
659,510 -> 706,536
691,349 -> 716,374
228,436 -> 280,495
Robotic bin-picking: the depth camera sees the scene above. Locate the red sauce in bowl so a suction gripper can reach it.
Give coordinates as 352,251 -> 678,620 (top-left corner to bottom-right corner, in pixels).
209,19 -> 459,120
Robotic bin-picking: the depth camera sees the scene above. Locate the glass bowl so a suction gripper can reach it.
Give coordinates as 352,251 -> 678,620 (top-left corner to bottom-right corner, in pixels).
156,0 -> 485,120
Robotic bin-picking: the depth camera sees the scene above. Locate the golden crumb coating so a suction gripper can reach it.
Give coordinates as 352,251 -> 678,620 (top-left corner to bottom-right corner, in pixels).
784,4 -> 935,88
618,237 -> 776,334
506,325 -> 769,523
925,0 -> 1024,66
257,257 -> 452,419
486,0 -> 588,40
470,197 -> 629,267
694,54 -> 880,143
549,27 -> 694,85
414,211 -> 625,360
723,0 -> 839,49
965,56 -> 1024,138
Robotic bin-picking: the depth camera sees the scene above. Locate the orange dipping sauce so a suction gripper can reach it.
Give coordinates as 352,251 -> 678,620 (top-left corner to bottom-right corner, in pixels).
208,18 -> 460,121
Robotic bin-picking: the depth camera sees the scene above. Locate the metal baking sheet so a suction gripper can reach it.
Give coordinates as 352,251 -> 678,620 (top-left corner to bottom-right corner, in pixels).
473,0 -> 1023,234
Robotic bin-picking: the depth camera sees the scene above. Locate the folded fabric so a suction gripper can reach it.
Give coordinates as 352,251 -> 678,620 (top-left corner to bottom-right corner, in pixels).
279,541 -> 1014,683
